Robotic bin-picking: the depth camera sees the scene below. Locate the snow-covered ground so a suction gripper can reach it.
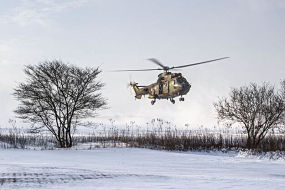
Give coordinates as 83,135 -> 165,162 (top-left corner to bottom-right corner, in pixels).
0,148 -> 285,190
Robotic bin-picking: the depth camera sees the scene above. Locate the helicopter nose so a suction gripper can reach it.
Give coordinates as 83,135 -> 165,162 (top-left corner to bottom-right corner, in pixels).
182,82 -> 191,95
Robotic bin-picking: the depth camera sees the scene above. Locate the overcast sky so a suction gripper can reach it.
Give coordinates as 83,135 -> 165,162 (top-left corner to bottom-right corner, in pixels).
1,0 -> 285,129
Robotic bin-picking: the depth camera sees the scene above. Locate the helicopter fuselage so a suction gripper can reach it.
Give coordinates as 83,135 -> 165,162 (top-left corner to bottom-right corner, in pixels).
130,72 -> 191,104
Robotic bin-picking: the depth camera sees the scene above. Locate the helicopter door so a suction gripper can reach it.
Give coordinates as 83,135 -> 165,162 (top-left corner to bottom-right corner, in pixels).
162,81 -> 169,94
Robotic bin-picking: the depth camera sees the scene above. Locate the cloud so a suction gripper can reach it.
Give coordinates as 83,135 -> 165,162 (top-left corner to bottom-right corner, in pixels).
0,0 -> 88,27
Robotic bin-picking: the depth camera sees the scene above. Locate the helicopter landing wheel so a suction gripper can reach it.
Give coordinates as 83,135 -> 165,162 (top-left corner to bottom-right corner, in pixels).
171,99 -> 175,104
151,100 -> 156,105
179,97 -> 185,101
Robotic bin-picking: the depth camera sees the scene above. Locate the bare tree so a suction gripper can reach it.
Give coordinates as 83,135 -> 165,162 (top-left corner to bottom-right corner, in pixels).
214,83 -> 285,149
14,60 -> 107,148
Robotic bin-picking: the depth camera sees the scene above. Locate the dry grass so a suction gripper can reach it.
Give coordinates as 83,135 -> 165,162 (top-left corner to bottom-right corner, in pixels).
1,119 -> 285,152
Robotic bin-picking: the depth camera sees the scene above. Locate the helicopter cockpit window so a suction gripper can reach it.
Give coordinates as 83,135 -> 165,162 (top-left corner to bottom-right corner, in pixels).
177,77 -> 186,84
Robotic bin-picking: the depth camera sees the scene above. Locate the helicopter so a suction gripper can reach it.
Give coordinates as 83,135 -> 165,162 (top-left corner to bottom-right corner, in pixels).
114,57 -> 229,105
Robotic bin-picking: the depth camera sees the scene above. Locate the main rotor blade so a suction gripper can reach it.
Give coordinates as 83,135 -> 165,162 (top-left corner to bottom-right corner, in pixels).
170,57 -> 229,69
111,68 -> 163,72
147,58 -> 168,70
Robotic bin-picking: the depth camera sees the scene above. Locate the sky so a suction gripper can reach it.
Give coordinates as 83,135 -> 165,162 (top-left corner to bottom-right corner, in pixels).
0,0 -> 285,129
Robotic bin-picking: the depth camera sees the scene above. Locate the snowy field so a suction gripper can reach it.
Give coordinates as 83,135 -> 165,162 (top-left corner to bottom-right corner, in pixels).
0,148 -> 285,190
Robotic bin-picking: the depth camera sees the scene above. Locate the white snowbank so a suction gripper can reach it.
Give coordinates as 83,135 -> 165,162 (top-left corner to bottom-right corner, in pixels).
0,148 -> 285,189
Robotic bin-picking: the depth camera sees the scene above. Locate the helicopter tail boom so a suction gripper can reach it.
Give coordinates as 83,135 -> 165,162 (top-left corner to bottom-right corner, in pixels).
130,82 -> 148,99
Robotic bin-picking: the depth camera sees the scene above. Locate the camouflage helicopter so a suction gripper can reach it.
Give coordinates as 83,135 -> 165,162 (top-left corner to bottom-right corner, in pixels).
115,57 -> 229,105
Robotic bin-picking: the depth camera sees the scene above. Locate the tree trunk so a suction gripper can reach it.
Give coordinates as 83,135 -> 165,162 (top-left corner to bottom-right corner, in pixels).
68,130 -> 72,147
246,135 -> 252,149
65,129 -> 72,148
